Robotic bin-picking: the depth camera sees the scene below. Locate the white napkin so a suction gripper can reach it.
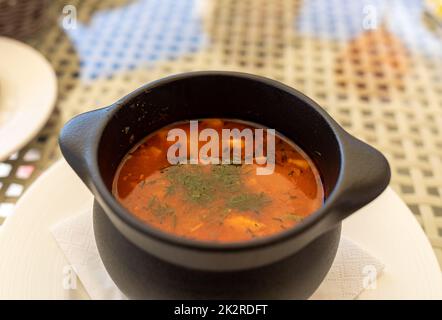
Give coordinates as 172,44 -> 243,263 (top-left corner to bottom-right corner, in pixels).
51,210 -> 384,300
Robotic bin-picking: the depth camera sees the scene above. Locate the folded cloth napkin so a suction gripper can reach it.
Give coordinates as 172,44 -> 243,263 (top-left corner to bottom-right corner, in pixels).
51,210 -> 384,300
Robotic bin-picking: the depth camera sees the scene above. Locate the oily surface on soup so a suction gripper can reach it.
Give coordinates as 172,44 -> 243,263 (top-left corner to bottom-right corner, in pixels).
113,119 -> 323,243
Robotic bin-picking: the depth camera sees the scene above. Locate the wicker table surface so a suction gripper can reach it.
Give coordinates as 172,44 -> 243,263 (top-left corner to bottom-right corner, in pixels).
0,0 -> 441,268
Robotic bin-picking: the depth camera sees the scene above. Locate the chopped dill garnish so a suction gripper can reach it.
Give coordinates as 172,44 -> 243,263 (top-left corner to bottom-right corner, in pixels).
146,195 -> 175,223
140,179 -> 157,189
161,164 -> 271,214
147,195 -> 158,209
154,203 -> 175,218
163,164 -> 244,204
165,184 -> 176,196
210,164 -> 243,191
282,213 -> 304,222
227,192 -> 271,213
164,165 -> 215,204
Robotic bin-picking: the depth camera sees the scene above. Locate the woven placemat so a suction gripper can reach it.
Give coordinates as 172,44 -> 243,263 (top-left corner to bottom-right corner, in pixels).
0,0 -> 441,268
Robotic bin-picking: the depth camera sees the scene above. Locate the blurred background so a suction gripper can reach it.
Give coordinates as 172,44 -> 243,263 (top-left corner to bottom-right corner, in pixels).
0,0 -> 441,268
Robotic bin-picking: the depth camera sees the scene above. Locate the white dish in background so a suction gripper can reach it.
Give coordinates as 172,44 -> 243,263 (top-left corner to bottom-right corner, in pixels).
0,37 -> 57,161
0,160 -> 441,299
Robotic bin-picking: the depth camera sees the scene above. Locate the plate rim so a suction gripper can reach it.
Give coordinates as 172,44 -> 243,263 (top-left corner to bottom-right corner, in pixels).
0,36 -> 57,161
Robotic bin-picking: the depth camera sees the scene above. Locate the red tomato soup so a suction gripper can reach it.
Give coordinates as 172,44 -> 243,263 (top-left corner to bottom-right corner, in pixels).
113,119 -> 324,243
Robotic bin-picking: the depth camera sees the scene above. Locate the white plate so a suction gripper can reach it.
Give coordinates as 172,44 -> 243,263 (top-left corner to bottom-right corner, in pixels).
0,37 -> 57,161
0,160 -> 441,299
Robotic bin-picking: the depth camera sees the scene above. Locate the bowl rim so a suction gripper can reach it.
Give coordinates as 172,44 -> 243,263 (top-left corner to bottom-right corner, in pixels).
88,71 -> 349,252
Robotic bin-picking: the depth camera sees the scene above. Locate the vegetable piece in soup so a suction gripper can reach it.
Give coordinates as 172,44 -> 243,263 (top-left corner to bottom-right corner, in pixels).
113,119 -> 323,243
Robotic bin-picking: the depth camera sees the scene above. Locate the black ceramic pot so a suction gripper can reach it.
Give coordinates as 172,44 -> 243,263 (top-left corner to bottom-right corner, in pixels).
59,71 -> 390,299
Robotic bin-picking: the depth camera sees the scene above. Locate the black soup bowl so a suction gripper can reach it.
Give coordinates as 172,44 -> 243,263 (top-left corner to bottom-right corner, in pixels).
59,71 -> 390,299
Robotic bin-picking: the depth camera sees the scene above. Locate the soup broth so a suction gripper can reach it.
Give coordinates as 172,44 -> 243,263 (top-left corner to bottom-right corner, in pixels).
113,119 -> 323,243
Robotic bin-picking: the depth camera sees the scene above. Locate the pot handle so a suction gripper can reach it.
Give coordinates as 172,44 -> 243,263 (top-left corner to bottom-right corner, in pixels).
333,132 -> 391,220
59,107 -> 110,189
